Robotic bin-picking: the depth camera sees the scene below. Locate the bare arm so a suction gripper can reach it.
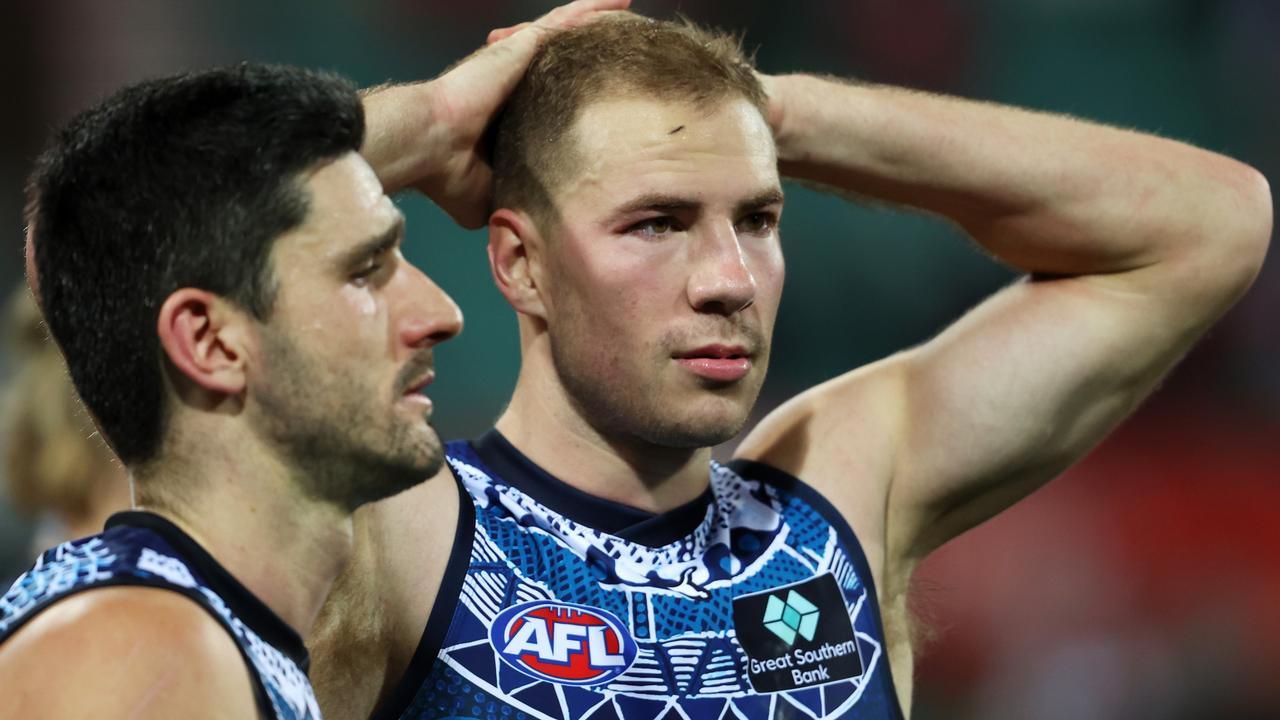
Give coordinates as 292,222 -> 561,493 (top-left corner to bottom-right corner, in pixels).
739,74 -> 1272,578
0,587 -> 258,718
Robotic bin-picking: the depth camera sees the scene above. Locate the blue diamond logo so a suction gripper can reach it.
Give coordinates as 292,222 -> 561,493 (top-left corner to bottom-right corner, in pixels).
761,589 -> 819,646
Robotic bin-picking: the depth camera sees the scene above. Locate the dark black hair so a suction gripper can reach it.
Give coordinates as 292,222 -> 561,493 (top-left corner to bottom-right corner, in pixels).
28,62 -> 365,465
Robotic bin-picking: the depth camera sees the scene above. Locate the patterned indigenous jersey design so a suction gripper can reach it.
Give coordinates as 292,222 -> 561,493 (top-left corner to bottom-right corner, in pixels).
0,511 -> 320,720
377,432 -> 905,720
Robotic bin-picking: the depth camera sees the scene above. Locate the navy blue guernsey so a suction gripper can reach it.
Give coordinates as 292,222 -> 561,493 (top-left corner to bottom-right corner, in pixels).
376,431 -> 905,720
0,511 -> 321,719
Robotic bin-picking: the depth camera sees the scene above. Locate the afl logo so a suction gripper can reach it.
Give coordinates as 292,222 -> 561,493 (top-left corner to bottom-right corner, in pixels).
489,600 -> 638,686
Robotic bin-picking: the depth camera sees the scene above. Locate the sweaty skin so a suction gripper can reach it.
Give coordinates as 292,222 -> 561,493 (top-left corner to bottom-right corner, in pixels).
5,145 -> 462,718
308,15 -> 1272,720
492,96 -> 785,511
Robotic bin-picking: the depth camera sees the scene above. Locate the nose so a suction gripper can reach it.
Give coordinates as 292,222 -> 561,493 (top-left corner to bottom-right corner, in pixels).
396,261 -> 463,349
686,221 -> 757,316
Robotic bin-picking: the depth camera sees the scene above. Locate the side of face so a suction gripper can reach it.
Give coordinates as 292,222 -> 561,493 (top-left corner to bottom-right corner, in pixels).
245,152 -> 463,507
531,95 -> 785,448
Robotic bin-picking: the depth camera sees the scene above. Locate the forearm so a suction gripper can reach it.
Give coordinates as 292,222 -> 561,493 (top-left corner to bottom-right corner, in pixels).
359,82 -> 450,195
765,74 -> 1271,286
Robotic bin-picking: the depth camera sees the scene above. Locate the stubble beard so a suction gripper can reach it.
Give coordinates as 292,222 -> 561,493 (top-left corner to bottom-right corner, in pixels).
549,324 -> 770,451
252,333 -> 443,511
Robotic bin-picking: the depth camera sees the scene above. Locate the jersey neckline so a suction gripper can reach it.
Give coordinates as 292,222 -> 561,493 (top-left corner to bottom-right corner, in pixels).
105,510 -> 311,671
470,429 -> 715,548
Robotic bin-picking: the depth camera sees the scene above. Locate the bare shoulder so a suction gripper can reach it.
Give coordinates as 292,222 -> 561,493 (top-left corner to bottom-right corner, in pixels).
735,354 -> 910,569
311,464 -> 462,718
736,353 -> 908,502
0,585 -> 257,718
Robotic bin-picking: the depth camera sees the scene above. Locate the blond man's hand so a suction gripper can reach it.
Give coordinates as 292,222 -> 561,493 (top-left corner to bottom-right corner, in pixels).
420,0 -> 631,228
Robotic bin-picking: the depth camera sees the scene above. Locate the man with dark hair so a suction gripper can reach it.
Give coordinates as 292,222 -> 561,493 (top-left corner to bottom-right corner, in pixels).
0,1 -> 625,716
1,61 -> 458,720
310,12 -> 1271,720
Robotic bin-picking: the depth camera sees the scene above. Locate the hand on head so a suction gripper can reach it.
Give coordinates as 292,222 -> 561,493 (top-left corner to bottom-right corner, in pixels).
486,0 -> 632,45
415,0 -> 631,228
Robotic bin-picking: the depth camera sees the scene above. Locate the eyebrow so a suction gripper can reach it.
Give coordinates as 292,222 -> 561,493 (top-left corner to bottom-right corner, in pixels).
736,188 -> 786,215
613,188 -> 785,218
339,214 -> 405,268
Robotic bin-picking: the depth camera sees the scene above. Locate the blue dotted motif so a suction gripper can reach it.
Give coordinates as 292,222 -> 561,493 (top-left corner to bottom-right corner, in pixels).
403,441 -> 902,719
0,538 -> 118,634
778,493 -> 840,564
0,528 -> 320,720
407,663 -> 536,720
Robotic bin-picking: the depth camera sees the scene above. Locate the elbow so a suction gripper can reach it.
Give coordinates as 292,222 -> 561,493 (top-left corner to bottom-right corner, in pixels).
1181,161 -> 1272,305
1221,163 -> 1270,280
1232,164 -> 1273,272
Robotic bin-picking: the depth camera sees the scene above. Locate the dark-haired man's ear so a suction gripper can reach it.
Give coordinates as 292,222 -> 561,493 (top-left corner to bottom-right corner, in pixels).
488,209 -> 549,320
157,289 -> 252,397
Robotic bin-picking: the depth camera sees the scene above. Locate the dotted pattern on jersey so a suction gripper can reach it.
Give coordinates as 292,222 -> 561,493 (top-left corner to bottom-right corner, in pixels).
0,539 -> 118,633
0,529 -> 321,720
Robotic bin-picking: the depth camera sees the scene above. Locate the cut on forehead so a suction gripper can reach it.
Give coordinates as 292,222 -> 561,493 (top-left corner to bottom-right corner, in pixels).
561,94 -> 780,213
491,14 -> 766,226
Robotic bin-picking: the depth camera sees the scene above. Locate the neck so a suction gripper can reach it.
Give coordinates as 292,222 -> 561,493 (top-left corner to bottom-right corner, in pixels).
134,430 -> 353,637
497,349 -> 712,514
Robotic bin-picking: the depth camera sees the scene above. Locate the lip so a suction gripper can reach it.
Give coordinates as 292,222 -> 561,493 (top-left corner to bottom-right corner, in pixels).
399,371 -> 436,414
673,344 -> 750,360
673,345 -> 753,382
403,371 -> 435,396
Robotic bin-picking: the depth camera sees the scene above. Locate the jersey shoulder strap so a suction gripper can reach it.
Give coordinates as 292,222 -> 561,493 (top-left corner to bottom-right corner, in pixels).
0,511 -> 321,720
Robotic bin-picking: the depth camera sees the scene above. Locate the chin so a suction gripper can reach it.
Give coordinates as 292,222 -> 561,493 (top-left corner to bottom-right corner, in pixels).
350,455 -> 440,507
564,363 -> 760,449
637,404 -> 752,449
341,430 -> 445,508
648,428 -> 740,449
396,432 -> 447,481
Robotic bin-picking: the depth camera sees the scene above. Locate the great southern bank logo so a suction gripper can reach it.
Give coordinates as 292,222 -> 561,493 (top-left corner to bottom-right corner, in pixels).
732,573 -> 865,693
490,600 -> 638,686
762,589 -> 819,646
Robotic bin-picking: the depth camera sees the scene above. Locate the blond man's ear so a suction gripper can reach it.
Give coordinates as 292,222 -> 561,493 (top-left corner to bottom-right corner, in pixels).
488,208 -> 551,321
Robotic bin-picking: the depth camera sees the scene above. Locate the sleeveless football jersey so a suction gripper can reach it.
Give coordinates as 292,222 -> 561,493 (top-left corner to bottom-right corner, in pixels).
0,511 -> 321,720
376,431 -> 905,720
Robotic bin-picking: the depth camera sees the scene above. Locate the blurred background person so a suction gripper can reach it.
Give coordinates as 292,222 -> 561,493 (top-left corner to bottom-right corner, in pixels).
1,287 -> 129,561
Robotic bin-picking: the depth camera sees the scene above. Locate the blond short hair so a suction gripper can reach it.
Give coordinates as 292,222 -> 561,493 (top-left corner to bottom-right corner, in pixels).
491,14 -> 767,225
